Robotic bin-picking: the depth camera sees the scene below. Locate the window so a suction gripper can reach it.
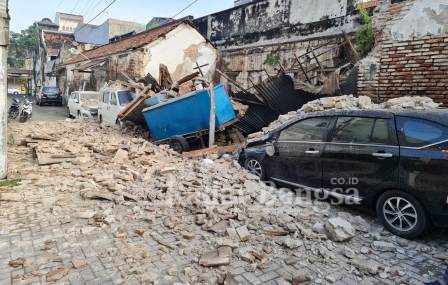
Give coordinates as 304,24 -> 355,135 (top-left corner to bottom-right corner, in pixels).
102,91 -> 109,103
396,117 -> 448,148
42,87 -> 60,94
117,91 -> 134,106
333,117 -> 374,144
110,93 -> 118,105
332,117 -> 391,145
371,119 -> 391,145
279,117 -> 330,142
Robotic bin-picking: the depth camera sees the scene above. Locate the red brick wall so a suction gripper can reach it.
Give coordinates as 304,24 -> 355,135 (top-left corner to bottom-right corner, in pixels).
378,36 -> 448,104
357,0 -> 448,106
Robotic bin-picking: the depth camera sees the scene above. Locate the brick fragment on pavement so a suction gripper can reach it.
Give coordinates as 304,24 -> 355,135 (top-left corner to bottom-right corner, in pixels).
199,250 -> 230,267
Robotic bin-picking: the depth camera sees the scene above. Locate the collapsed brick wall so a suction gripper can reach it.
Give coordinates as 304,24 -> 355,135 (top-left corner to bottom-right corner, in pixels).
357,0 -> 448,105
221,36 -> 347,88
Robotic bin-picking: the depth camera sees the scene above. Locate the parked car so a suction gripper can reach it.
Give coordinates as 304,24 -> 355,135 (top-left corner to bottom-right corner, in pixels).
36,86 -> 62,106
240,109 -> 448,238
8,88 -> 21,95
98,87 -> 135,126
67,91 -> 99,119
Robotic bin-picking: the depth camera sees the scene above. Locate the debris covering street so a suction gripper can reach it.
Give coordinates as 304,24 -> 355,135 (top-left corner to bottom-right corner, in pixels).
0,120 -> 447,285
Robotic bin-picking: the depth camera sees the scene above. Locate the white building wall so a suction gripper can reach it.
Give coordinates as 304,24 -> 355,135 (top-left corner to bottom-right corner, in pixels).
143,24 -> 218,82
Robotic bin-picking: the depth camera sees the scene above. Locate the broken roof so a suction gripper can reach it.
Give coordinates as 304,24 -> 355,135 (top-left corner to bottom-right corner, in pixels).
43,30 -> 74,51
64,19 -> 189,66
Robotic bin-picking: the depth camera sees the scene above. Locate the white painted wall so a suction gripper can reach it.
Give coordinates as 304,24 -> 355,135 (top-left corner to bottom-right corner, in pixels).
289,0 -> 348,25
389,0 -> 448,41
143,23 -> 218,82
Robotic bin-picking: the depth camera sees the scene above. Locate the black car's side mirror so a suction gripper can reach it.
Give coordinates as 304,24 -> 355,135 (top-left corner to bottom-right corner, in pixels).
265,142 -> 277,157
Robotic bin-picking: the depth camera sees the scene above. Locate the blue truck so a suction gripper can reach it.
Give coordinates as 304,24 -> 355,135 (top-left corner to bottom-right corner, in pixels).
142,84 -> 237,152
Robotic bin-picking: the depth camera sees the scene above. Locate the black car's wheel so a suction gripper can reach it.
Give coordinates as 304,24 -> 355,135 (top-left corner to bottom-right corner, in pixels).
244,157 -> 265,179
168,136 -> 190,153
376,190 -> 427,239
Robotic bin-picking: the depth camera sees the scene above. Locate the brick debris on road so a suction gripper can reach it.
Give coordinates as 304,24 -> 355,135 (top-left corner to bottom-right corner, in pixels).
0,118 -> 447,285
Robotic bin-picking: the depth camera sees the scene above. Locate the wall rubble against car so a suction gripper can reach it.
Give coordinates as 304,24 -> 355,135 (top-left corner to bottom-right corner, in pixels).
358,0 -> 448,105
193,0 -> 358,88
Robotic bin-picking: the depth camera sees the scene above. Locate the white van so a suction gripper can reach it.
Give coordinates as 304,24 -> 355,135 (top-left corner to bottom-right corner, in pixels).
98,88 -> 136,126
67,91 -> 99,119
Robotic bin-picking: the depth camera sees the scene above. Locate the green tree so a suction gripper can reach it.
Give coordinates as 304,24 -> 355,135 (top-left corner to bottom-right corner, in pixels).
8,24 -> 38,68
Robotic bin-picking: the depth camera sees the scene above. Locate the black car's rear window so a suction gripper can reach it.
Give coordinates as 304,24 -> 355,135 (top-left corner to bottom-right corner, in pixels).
396,116 -> 448,148
43,87 -> 60,93
332,117 -> 392,145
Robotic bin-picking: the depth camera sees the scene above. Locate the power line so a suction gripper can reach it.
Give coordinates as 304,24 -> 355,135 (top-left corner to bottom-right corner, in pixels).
71,0 -> 81,13
80,0 -> 93,16
77,0 -> 117,32
171,0 -> 199,19
85,0 -> 104,18
55,0 -> 65,12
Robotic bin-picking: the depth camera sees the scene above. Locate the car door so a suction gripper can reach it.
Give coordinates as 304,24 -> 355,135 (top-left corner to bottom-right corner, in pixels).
98,90 -> 108,122
102,91 -> 113,124
67,93 -> 74,116
73,93 -> 80,116
322,115 -> 399,203
266,116 -> 331,189
396,116 -> 448,219
108,92 -> 120,124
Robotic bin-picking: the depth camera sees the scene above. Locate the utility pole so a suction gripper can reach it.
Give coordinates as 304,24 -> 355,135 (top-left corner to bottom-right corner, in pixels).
208,83 -> 216,148
0,0 -> 9,179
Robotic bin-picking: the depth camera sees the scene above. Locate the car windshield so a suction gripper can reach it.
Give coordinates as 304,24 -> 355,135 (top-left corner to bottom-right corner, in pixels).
80,92 -> 98,100
117,91 -> 134,106
43,87 -> 60,93
80,92 -> 98,105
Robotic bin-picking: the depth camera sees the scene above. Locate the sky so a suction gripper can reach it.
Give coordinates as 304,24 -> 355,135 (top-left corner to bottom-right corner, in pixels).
10,0 -> 234,32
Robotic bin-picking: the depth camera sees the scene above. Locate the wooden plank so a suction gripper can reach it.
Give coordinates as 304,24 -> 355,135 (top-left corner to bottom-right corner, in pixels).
177,72 -> 200,86
115,80 -> 144,91
181,144 -> 239,158
194,62 -> 207,77
311,50 -> 323,72
35,152 -> 77,166
216,69 -> 251,95
342,31 -> 360,61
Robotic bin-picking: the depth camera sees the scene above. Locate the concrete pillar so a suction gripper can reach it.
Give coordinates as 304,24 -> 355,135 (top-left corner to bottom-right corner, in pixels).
0,0 -> 9,179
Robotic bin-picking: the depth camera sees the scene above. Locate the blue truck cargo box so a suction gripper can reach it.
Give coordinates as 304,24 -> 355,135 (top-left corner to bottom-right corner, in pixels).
142,84 -> 236,141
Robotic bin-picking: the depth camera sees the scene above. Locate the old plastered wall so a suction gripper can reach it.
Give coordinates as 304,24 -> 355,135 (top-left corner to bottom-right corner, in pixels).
143,24 -> 217,82
358,0 -> 448,104
65,23 -> 218,91
193,0 -> 358,87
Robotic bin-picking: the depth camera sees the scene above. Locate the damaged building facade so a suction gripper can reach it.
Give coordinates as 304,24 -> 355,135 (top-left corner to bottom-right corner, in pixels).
358,0 -> 448,105
62,20 -> 218,92
33,28 -> 75,89
193,0 -> 360,88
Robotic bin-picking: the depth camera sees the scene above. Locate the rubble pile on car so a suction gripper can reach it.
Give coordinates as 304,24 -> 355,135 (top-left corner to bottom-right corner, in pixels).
3,120 -> 445,284
256,95 -> 441,135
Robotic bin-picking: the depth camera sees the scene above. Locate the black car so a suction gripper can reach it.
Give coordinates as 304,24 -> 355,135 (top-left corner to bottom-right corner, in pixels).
240,109 -> 448,238
37,86 -> 63,106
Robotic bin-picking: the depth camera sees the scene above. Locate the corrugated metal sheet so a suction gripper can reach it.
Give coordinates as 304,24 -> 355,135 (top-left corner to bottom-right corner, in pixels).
234,74 -> 324,134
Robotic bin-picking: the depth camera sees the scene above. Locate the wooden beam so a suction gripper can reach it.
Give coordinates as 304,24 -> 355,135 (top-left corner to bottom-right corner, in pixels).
311,50 -> 323,73
294,53 -> 312,84
342,31 -> 360,61
194,62 -> 206,77
216,69 -> 250,94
